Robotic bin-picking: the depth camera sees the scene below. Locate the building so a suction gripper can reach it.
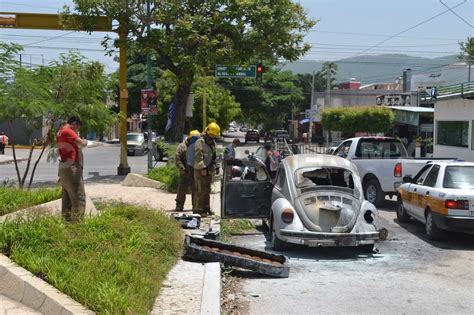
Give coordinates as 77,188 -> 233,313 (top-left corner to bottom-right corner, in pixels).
433,92 -> 474,161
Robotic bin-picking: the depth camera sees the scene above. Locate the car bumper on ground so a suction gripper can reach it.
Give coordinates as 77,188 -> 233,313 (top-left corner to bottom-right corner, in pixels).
432,212 -> 474,234
279,229 -> 380,247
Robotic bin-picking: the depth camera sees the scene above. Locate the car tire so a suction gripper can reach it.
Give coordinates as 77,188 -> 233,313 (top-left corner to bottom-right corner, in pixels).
396,197 -> 411,223
271,216 -> 285,251
425,210 -> 444,241
154,149 -> 163,162
359,243 -> 374,253
364,178 -> 384,206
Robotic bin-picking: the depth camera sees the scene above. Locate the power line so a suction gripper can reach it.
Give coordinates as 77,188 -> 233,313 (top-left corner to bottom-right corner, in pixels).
25,31 -> 77,46
1,2 -> 60,10
440,0 -> 474,28
309,30 -> 464,41
355,0 -> 467,56
309,42 -> 460,48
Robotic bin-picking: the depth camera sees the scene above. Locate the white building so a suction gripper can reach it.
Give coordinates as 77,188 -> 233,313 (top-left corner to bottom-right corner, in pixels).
433,97 -> 474,161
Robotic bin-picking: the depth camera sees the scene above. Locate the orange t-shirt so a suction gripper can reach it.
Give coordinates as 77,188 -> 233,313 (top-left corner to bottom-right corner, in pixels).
57,127 -> 80,163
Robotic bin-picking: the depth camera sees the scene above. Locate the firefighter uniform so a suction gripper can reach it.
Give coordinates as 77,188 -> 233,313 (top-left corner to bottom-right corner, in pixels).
193,123 -> 220,215
175,130 -> 200,211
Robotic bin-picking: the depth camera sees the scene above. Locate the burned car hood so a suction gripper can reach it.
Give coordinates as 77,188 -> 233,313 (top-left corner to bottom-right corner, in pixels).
293,189 -> 361,233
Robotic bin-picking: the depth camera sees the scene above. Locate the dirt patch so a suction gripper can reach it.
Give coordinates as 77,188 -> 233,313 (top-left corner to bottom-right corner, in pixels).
221,266 -> 250,315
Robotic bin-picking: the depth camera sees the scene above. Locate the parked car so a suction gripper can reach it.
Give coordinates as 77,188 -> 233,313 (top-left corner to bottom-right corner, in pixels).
331,137 -> 455,206
397,161 -> 474,240
127,132 -> 148,156
240,126 -> 248,132
221,154 -> 382,251
227,127 -> 237,133
275,129 -> 290,142
245,129 -> 260,143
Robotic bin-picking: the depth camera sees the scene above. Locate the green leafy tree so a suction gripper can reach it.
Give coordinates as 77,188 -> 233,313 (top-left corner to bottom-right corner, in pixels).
0,43 -> 116,188
66,0 -> 315,141
321,106 -> 394,136
459,37 -> 473,82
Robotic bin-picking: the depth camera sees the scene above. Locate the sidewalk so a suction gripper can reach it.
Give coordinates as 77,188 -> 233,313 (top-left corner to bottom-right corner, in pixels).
0,294 -> 40,315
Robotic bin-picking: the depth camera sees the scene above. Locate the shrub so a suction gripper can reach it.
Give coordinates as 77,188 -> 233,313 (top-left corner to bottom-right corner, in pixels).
147,164 -> 180,193
0,187 -> 61,216
321,106 -> 394,135
0,203 -> 183,314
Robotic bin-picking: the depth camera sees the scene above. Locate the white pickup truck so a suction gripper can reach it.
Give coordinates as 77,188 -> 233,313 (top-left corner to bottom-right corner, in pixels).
331,137 -> 455,206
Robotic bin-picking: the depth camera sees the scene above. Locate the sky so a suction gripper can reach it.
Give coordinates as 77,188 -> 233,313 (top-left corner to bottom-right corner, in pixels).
0,0 -> 472,73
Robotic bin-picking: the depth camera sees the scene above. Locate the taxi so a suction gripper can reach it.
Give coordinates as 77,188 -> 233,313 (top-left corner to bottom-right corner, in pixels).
397,161 -> 474,240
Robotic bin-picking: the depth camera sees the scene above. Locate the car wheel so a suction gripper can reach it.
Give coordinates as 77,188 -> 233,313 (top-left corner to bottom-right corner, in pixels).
396,197 -> 411,223
154,149 -> 163,162
425,210 -> 444,241
245,140 -> 248,144
271,216 -> 285,251
359,243 -> 374,253
364,179 -> 384,206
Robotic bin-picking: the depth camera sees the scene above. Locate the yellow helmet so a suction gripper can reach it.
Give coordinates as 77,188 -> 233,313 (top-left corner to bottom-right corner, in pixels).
188,130 -> 200,139
205,122 -> 221,138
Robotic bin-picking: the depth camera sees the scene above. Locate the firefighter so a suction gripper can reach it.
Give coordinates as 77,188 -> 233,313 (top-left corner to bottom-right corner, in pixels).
175,130 -> 201,211
194,122 -> 221,216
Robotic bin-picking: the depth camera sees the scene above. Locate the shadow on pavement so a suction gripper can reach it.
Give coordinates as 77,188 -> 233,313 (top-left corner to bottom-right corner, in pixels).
85,174 -> 126,184
395,218 -> 474,251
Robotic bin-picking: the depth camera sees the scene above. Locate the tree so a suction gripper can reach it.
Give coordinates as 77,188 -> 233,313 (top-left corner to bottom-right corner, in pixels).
321,106 -> 394,136
224,69 -> 304,130
0,43 -> 116,188
67,0 -> 315,141
459,37 -> 473,82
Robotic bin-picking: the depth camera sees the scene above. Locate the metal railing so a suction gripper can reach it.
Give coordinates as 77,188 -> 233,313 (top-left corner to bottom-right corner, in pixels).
420,81 -> 474,102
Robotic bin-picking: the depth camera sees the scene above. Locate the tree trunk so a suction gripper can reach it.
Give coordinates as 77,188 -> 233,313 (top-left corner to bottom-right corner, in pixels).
28,141 -> 48,190
169,75 -> 194,142
7,121 -> 22,188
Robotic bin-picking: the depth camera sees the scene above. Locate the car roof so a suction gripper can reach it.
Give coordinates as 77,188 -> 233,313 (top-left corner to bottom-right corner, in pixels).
281,154 -> 359,174
127,132 -> 144,135
428,160 -> 474,167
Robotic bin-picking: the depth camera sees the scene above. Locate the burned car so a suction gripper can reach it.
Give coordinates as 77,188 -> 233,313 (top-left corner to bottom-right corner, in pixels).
222,154 -> 381,252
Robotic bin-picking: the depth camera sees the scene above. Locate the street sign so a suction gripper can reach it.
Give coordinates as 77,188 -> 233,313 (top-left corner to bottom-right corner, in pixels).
305,104 -> 321,122
215,65 -> 256,78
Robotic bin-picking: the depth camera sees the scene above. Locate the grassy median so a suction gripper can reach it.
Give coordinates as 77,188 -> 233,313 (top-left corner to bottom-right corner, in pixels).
0,187 -> 61,216
0,203 -> 183,314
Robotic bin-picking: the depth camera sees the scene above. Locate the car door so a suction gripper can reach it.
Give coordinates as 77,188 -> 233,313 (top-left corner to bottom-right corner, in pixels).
221,158 -> 273,219
406,165 -> 433,221
417,164 -> 441,221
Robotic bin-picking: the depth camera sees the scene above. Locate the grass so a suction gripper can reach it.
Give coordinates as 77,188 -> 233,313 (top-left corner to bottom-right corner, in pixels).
147,164 -> 180,193
0,203 -> 183,314
0,187 -> 61,216
220,219 -> 257,242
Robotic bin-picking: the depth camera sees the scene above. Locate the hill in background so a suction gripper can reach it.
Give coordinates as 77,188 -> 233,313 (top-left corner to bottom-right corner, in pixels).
280,54 -> 467,85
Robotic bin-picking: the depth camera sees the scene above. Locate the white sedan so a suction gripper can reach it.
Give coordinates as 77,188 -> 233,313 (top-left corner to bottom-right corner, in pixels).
397,161 -> 474,240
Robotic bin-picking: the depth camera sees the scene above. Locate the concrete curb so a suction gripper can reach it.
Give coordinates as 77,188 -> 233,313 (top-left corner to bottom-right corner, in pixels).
0,157 -> 28,165
200,263 -> 221,315
0,255 -> 94,315
122,173 -> 164,190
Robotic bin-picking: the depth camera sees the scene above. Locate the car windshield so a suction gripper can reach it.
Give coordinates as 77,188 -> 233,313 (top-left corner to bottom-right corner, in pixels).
443,166 -> 474,189
127,134 -> 143,141
295,167 -> 359,197
276,131 -> 288,136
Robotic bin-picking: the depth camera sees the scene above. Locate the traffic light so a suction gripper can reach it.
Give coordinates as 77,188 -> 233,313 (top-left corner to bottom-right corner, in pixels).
256,63 -> 263,82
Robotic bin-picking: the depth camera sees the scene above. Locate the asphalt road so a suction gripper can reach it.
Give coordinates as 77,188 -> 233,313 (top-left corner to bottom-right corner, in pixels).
225,142 -> 474,314
0,144 -> 164,185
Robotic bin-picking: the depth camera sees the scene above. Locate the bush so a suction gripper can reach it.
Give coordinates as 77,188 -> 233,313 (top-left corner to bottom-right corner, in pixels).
0,202 -> 183,314
321,106 -> 394,135
155,141 -> 178,165
0,187 -> 61,216
147,164 -> 180,193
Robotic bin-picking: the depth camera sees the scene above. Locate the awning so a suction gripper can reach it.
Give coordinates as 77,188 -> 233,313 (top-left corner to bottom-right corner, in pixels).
390,106 -> 433,126
299,118 -> 310,124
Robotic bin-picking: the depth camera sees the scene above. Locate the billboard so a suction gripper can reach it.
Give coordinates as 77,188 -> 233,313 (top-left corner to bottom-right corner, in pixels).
141,89 -> 157,115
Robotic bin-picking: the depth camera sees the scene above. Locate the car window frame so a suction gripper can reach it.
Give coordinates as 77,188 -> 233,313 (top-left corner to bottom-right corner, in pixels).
422,164 -> 440,187
275,165 -> 286,190
413,164 -> 433,185
334,140 -> 352,158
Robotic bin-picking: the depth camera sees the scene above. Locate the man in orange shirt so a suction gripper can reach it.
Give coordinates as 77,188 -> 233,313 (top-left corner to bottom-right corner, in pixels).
0,132 -> 8,155
57,116 -> 88,222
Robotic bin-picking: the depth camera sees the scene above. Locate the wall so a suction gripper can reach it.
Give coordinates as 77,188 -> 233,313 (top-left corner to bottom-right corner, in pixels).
0,119 -> 42,145
434,97 -> 474,161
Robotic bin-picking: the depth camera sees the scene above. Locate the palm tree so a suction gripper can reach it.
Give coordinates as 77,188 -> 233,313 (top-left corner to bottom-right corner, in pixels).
459,37 -> 473,82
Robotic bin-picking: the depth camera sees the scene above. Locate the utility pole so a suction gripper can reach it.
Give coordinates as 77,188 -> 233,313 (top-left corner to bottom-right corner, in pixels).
203,76 -> 207,130
324,63 -> 332,147
308,71 -> 315,143
117,21 -> 130,175
146,0 -> 154,172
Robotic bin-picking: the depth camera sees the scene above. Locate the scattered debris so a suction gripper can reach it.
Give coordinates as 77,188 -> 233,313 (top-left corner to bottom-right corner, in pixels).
173,214 -> 201,229
183,235 -> 290,278
379,228 -> 389,240
249,293 -> 259,298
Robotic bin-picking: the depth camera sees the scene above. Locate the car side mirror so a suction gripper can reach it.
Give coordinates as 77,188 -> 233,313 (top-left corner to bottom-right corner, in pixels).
244,150 -> 249,155
403,175 -> 413,183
